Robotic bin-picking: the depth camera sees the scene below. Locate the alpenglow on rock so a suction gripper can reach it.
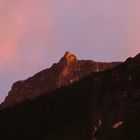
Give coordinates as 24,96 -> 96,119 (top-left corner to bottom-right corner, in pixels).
2,51 -> 121,108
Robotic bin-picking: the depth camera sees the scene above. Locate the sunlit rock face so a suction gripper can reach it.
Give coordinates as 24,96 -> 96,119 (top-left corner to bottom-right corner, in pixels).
2,52 -> 120,108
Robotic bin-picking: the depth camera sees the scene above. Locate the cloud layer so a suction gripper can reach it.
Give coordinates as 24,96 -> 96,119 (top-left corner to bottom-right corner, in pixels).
0,0 -> 140,102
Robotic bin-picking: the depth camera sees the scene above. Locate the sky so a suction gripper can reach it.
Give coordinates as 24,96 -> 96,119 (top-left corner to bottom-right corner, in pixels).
0,0 -> 140,102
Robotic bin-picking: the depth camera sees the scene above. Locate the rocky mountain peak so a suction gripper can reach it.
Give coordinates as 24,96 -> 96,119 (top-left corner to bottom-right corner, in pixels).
2,52 -> 121,108
60,51 -> 77,65
64,51 -> 73,57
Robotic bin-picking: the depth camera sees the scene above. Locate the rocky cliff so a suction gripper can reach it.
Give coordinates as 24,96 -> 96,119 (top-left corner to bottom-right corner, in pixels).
2,51 -> 120,108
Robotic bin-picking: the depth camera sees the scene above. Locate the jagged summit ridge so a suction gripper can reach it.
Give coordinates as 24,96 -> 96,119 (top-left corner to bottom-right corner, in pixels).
60,51 -> 77,65
2,51 -> 120,108
64,51 -> 76,59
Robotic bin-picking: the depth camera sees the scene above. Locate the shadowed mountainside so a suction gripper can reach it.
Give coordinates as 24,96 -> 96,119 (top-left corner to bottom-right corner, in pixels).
0,53 -> 140,139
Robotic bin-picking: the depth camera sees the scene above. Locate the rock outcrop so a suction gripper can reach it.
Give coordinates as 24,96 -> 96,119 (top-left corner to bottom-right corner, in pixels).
2,51 -> 120,108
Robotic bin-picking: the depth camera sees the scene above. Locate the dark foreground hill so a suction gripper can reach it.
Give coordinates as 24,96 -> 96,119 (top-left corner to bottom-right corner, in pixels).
0,53 -> 140,140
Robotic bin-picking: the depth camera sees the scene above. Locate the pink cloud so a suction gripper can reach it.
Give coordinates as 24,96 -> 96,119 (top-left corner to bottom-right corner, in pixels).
0,0 -> 140,102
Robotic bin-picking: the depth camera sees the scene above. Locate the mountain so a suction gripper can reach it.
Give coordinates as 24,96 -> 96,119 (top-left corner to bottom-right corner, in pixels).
2,51 -> 120,108
0,52 -> 140,140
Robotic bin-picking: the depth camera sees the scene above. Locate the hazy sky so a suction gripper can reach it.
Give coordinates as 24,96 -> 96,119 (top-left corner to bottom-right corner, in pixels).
0,0 -> 140,102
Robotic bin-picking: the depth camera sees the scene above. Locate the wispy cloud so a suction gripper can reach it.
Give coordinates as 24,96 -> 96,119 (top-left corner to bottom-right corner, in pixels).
0,0 -> 140,101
